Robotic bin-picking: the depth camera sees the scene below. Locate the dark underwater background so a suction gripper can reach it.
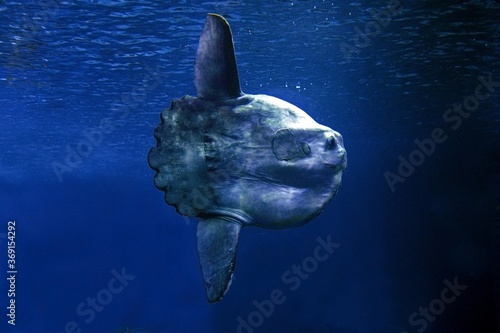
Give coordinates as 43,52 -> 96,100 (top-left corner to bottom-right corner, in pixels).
0,0 -> 499,332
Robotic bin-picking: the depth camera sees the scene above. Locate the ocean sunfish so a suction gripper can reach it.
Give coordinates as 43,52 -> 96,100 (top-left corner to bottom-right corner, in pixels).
148,14 -> 347,302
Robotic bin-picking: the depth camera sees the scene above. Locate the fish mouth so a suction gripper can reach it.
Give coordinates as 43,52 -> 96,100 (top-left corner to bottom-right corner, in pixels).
325,161 -> 347,172
325,153 -> 348,172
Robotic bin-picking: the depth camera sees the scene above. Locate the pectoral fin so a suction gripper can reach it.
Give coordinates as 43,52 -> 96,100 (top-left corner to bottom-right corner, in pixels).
197,217 -> 242,303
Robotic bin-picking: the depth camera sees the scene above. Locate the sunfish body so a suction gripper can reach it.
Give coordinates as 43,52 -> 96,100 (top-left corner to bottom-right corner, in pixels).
148,14 -> 347,302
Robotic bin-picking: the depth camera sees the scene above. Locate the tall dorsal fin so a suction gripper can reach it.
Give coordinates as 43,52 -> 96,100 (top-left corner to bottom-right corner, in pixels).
195,14 -> 242,100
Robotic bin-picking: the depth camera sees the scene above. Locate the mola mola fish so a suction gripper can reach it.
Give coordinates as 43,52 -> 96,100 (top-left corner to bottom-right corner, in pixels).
148,14 -> 347,303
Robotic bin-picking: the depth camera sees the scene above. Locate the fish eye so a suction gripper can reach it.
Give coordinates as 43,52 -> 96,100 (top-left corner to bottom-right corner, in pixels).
326,136 -> 336,150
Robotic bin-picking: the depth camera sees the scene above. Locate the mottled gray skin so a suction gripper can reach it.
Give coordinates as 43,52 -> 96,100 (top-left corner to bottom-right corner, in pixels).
148,14 -> 347,303
148,94 -> 346,228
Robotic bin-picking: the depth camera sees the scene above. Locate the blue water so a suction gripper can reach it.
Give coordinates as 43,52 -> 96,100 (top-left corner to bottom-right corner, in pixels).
1,1 -> 499,332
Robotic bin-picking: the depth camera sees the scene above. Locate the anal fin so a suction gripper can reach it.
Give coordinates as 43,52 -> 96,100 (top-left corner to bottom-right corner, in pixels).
197,217 -> 242,303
